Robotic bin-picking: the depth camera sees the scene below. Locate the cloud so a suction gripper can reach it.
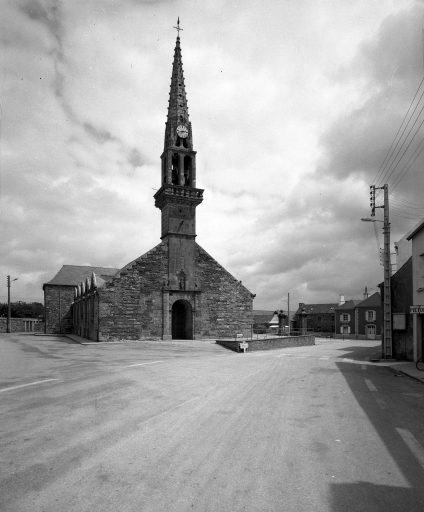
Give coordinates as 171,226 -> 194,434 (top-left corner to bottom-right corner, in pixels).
0,0 -> 421,310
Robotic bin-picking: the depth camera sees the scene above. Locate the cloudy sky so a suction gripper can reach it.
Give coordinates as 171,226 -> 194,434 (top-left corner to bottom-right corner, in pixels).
1,0 -> 424,311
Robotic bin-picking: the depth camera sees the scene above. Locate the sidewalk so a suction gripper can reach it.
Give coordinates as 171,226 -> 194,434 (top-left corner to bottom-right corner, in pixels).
386,361 -> 424,384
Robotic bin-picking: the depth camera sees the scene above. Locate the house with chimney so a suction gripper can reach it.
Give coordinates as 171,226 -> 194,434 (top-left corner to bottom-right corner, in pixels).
334,298 -> 362,337
334,288 -> 381,340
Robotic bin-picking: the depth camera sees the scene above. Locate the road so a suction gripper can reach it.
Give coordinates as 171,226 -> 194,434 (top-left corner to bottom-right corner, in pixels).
0,333 -> 423,511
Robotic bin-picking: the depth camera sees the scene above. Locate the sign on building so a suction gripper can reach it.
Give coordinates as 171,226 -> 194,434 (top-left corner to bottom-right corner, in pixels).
410,305 -> 424,314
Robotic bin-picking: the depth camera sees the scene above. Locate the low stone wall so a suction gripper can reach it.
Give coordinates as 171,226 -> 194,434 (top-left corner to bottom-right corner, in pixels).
216,335 -> 315,353
333,334 -> 381,340
0,318 -> 45,333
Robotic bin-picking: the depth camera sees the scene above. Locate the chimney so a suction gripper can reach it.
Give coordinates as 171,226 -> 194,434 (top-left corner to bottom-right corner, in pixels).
339,295 -> 345,306
363,286 -> 369,300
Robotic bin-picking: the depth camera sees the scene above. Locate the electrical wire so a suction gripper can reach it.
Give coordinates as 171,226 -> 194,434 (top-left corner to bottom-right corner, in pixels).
390,139 -> 424,192
377,108 -> 424,187
390,195 -> 424,208
373,76 -> 424,185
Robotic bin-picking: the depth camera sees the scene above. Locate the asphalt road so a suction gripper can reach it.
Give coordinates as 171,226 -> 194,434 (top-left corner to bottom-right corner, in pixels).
1,333 -> 423,512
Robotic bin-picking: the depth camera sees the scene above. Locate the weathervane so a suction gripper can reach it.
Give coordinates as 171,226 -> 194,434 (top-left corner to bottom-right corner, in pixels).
173,17 -> 183,37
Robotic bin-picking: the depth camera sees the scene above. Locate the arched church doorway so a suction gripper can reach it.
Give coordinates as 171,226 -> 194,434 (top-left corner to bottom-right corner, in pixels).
172,299 -> 193,340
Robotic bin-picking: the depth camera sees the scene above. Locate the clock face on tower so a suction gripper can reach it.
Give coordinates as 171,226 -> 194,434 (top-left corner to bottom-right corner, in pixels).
176,124 -> 188,138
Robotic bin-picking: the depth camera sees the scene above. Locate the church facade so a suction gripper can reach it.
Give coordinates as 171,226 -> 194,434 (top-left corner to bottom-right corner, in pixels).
44,32 -> 255,341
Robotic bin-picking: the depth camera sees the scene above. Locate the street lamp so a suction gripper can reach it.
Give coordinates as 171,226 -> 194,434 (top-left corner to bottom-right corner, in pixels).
7,276 -> 18,333
361,217 -> 383,223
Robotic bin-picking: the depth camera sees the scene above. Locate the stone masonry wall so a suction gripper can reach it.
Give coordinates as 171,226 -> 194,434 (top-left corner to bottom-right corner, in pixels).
216,335 -> 315,352
96,241 -> 253,341
196,244 -> 253,338
98,243 -> 168,341
0,318 -> 44,333
44,285 -> 74,334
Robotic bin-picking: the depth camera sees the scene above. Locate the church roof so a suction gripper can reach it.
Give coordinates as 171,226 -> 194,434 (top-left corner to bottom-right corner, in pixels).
43,265 -> 119,289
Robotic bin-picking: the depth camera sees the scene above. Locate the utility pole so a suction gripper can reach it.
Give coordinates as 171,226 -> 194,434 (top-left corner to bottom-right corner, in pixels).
7,276 -> 18,333
287,293 -> 290,335
370,184 -> 392,358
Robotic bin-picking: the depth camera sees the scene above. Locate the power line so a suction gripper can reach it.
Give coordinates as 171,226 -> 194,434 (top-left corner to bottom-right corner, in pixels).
373,76 -> 424,185
390,138 -> 424,192
390,200 -> 424,211
390,195 -> 424,208
377,105 -> 424,187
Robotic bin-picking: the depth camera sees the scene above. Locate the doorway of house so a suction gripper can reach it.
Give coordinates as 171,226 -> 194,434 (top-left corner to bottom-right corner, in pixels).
171,300 -> 193,340
366,324 -> 376,340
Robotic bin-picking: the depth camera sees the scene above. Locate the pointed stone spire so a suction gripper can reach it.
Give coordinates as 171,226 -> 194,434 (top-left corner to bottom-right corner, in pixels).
165,25 -> 190,149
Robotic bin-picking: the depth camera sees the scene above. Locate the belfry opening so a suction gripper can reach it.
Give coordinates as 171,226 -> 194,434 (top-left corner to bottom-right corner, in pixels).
171,300 -> 193,340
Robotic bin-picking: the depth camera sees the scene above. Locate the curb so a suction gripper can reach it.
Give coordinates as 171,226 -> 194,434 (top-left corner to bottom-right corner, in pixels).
386,365 -> 424,385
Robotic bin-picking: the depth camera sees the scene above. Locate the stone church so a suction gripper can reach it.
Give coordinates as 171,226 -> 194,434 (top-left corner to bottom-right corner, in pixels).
43,32 -> 255,341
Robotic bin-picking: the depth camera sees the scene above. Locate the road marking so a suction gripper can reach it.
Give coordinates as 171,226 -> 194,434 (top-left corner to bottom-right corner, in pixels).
319,356 -> 330,360
174,397 -> 200,408
365,379 -> 377,392
396,428 -> 424,469
121,361 -> 164,368
138,397 -> 200,426
342,358 -> 354,362
365,379 -> 388,409
373,395 -> 388,409
0,379 -> 59,393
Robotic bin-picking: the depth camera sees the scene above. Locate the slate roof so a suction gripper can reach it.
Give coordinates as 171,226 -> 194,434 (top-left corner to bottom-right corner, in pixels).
294,304 -> 338,315
406,217 -> 424,240
43,265 -> 120,289
356,292 -> 381,308
334,300 -> 362,311
253,310 -> 276,325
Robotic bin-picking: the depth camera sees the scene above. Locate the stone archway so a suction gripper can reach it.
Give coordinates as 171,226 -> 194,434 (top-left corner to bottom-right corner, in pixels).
171,299 -> 193,340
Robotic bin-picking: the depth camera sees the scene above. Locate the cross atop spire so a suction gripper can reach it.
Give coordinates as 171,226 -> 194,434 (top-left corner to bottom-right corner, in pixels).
173,17 -> 183,37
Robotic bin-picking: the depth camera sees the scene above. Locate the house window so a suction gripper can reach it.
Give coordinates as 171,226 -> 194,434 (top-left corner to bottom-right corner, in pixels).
366,310 -> 375,322
342,325 -> 350,334
341,313 -> 350,322
420,253 -> 424,289
317,316 -> 322,321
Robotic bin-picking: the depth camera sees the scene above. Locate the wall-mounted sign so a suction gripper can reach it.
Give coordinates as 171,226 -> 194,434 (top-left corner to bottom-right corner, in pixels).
410,305 -> 424,314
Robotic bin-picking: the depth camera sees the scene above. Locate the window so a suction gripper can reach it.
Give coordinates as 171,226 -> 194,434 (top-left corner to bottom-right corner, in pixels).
342,325 -> 350,334
419,253 -> 424,289
341,313 -> 350,322
366,310 -> 375,321
317,316 -> 322,321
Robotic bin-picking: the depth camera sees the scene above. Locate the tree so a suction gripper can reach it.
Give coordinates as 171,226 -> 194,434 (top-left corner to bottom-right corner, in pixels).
0,302 -> 44,319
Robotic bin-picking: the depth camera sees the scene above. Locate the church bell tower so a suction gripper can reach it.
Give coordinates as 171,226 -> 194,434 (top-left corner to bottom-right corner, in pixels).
154,23 -> 204,291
